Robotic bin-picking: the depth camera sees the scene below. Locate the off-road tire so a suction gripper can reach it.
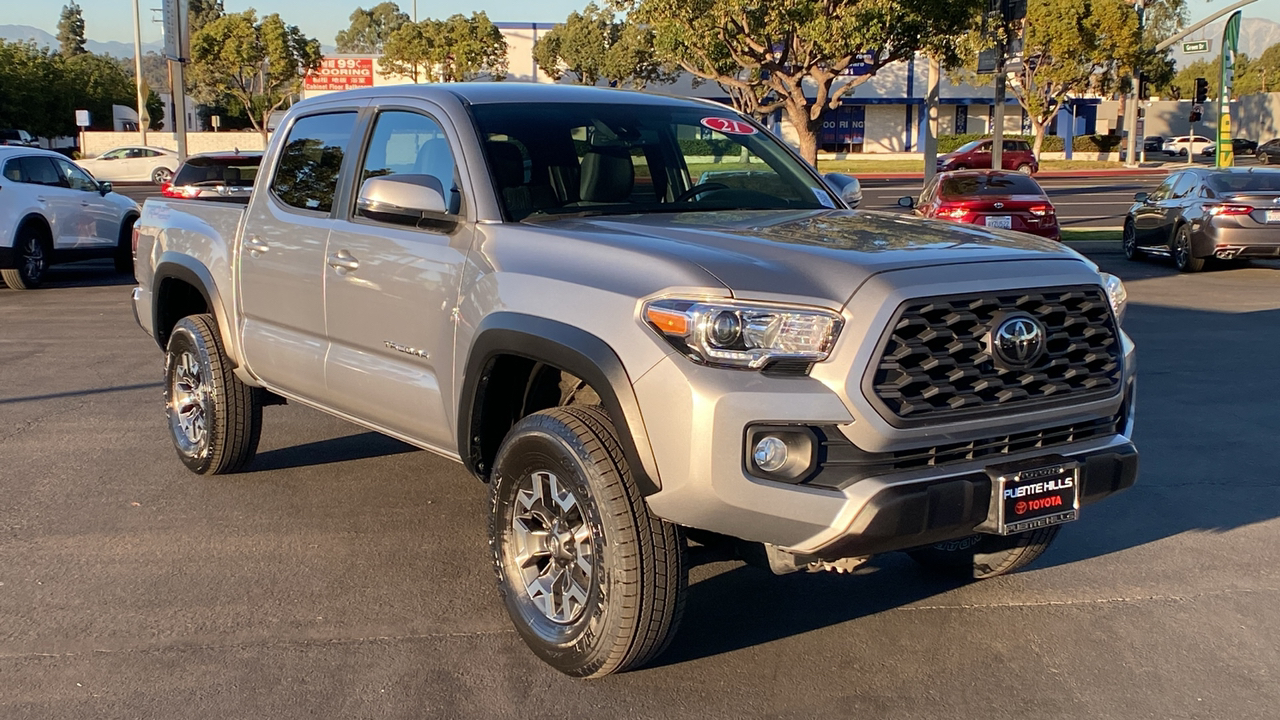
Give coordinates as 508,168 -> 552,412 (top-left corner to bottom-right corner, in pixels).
489,405 -> 686,678
1122,219 -> 1144,261
907,525 -> 1061,580
1,226 -> 49,290
164,314 -> 263,474
1173,224 -> 1204,272
114,215 -> 136,275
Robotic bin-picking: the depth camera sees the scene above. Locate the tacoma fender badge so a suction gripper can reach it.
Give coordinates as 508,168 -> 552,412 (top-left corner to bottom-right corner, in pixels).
385,341 -> 429,359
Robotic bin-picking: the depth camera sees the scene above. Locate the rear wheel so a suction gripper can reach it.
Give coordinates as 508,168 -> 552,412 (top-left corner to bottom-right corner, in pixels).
908,526 -> 1061,579
489,406 -> 686,677
1,227 -> 49,290
151,167 -> 172,185
114,215 -> 136,275
1173,224 -> 1204,272
164,314 -> 263,474
1178,147 -> 1188,157
1122,219 -> 1143,261
1016,163 -> 1033,175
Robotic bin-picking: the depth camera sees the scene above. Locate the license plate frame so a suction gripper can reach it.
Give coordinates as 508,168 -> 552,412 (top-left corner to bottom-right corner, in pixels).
977,455 -> 1080,535
985,215 -> 1013,229
1265,210 -> 1280,224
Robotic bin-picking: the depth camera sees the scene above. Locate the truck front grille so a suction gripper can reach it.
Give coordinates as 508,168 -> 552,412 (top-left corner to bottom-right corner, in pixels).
867,286 -> 1122,424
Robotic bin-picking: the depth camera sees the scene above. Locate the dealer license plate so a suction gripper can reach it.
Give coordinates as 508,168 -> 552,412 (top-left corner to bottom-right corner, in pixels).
978,456 -> 1080,535
1265,210 -> 1280,223
985,215 -> 1012,229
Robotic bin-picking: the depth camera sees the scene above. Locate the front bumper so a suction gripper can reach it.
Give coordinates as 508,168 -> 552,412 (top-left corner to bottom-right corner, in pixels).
131,286 -> 154,337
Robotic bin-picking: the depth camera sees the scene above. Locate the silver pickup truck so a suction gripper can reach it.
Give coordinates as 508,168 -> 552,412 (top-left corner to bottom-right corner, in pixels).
132,84 -> 1138,677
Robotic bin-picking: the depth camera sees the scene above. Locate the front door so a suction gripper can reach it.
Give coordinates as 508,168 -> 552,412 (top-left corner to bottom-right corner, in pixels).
54,157 -> 117,248
15,156 -> 84,249
322,106 -> 475,450
1132,173 -> 1179,244
238,108 -> 362,400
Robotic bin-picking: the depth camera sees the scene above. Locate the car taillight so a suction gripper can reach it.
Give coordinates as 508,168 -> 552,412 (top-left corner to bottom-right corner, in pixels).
936,204 -> 975,222
1207,204 -> 1253,216
1029,204 -> 1054,216
131,223 -> 140,257
160,182 -> 177,197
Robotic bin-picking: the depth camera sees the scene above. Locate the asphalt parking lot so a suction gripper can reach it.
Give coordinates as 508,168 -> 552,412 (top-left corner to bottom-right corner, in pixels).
2,247 -> 1279,719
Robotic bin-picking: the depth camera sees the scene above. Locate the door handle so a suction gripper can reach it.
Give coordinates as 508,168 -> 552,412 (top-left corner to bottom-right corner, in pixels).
36,196 -> 46,202
244,235 -> 270,257
328,249 -> 359,273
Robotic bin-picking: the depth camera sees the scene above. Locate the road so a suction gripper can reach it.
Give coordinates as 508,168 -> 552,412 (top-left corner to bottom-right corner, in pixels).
2,247 -> 1279,719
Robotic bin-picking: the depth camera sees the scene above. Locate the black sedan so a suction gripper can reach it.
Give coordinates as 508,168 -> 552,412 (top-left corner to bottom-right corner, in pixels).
1123,167 -> 1280,272
1143,136 -> 1165,154
1259,139 -> 1280,165
1199,138 -> 1258,157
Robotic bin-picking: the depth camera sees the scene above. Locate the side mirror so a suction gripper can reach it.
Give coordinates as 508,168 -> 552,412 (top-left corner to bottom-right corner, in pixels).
1133,192 -> 1148,203
98,181 -> 112,196
897,196 -> 915,209
823,172 -> 862,209
356,174 -> 451,225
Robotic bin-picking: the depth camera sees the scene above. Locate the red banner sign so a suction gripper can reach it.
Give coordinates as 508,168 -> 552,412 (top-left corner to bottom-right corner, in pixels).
304,57 -> 375,91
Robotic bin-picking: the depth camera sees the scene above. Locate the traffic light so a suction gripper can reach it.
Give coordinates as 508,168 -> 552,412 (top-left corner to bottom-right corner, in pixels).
1194,77 -> 1209,104
1138,72 -> 1150,100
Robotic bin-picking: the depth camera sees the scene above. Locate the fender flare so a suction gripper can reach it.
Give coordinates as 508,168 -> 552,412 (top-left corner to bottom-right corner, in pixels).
151,252 -> 239,366
457,312 -> 661,496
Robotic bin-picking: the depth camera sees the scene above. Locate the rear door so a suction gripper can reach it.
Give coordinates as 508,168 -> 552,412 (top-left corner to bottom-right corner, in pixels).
238,106 -> 363,400
321,104 -> 476,449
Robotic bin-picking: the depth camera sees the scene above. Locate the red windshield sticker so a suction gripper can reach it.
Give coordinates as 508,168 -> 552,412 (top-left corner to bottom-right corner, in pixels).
700,117 -> 758,135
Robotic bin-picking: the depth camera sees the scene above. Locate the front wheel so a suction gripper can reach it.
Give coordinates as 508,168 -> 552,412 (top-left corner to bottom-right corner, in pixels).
164,314 -> 263,474
489,406 -> 686,677
1122,219 -> 1144,261
1173,225 -> 1204,272
908,525 -> 1061,579
1,228 -> 49,290
114,215 -> 136,275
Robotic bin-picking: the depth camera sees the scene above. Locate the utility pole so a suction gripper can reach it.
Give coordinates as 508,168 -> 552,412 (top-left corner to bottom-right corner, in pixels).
132,0 -> 147,144
923,55 -> 940,184
992,67 -> 1005,170
1123,0 -> 1146,168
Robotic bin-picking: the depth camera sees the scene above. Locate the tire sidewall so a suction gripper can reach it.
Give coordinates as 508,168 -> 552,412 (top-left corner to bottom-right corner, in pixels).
1122,219 -> 1141,259
152,167 -> 172,184
490,421 -> 625,674
164,319 -> 218,473
12,229 -> 48,288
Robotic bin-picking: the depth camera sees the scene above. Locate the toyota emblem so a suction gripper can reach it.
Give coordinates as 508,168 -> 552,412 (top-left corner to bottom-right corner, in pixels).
994,202 -> 1004,209
992,315 -> 1046,367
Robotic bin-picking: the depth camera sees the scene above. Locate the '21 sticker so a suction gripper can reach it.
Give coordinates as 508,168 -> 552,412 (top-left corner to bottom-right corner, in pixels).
700,117 -> 758,135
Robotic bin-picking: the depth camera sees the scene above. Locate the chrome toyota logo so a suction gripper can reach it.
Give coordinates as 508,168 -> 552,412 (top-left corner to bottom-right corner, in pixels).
992,315 -> 1046,366
994,202 -> 1004,209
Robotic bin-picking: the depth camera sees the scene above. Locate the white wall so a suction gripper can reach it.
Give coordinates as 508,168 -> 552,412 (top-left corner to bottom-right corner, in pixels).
82,131 -> 266,158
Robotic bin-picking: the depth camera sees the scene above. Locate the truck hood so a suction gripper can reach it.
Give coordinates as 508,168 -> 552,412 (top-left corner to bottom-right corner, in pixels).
532,209 -> 1084,306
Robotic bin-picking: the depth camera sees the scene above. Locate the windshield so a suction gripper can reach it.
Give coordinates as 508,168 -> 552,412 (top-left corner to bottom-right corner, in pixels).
953,140 -> 986,153
1207,172 -> 1280,193
940,174 -> 1043,197
468,102 -> 837,221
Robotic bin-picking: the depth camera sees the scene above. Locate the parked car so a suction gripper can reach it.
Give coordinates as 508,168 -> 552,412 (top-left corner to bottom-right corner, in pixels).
1259,139 -> 1280,165
0,129 -> 38,147
899,169 -> 1060,240
1200,138 -> 1259,157
132,84 -> 1137,677
937,138 -> 1039,174
0,146 -> 140,289
1123,167 -> 1280,272
76,146 -> 179,184
161,151 -> 262,203
1161,135 -> 1213,156
1143,136 -> 1166,154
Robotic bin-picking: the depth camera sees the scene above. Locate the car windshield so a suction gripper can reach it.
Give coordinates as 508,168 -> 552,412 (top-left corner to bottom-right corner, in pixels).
173,155 -> 261,187
940,174 -> 1043,197
1206,172 -> 1280,193
468,102 -> 836,221
953,140 -> 986,153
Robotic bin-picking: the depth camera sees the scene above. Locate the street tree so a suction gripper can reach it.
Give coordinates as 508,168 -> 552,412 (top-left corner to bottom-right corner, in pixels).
57,3 -> 87,57
189,0 -> 226,36
62,52 -> 136,130
336,2 -> 410,53
382,12 -> 508,83
533,3 -> 673,88
188,10 -> 322,140
631,0 -> 983,164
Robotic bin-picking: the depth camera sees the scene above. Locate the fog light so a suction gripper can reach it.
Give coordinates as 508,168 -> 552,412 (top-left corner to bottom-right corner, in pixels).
753,436 -> 789,473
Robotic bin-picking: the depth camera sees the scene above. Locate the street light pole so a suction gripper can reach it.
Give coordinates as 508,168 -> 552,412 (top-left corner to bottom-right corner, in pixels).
132,0 -> 147,145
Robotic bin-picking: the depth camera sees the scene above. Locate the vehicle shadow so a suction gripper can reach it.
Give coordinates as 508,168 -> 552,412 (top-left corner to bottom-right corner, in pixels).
27,260 -> 136,289
247,432 -> 418,472
656,295 -> 1280,667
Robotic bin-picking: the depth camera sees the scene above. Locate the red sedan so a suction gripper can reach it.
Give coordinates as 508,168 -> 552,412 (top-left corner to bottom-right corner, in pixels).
900,169 -> 1060,241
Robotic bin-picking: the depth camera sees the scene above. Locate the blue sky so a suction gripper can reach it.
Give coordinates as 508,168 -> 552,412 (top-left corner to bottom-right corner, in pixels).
9,0 -> 1279,47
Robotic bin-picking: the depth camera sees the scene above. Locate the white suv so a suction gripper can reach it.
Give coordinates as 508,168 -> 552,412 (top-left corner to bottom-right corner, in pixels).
0,147 -> 140,289
1162,135 -> 1213,157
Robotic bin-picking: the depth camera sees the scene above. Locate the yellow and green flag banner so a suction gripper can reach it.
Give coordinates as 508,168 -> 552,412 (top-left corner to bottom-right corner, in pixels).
1216,10 -> 1242,168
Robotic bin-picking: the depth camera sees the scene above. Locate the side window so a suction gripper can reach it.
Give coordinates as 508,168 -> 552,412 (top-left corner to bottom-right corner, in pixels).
125,148 -> 145,159
2,159 -> 22,182
1149,174 -> 1178,201
271,112 -> 357,213
56,158 -> 99,191
100,149 -> 127,160
1170,173 -> 1198,199
18,157 -> 63,186
976,141 -> 992,153
143,149 -> 161,158
357,109 -> 458,215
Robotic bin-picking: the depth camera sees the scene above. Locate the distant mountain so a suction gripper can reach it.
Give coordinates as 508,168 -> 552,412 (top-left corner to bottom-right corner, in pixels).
0,24 -> 164,58
1171,16 -> 1280,67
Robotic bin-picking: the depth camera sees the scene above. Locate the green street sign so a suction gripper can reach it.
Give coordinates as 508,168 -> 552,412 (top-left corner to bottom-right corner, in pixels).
1183,40 -> 1211,54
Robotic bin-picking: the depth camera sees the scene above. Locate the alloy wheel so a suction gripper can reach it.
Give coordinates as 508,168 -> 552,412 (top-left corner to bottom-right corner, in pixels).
169,350 -> 210,457
20,236 -> 45,282
508,469 -> 594,625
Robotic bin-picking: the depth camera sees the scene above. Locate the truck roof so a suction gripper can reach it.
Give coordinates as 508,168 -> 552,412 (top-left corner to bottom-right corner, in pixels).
295,82 -> 729,110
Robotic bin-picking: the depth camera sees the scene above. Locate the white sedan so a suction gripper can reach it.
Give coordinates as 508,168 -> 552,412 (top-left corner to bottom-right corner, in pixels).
0,146 -> 140,289
76,146 -> 179,184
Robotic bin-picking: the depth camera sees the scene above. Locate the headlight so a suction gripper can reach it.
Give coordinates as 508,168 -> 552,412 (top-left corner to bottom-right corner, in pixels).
643,298 -> 842,370
1101,272 -> 1127,323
